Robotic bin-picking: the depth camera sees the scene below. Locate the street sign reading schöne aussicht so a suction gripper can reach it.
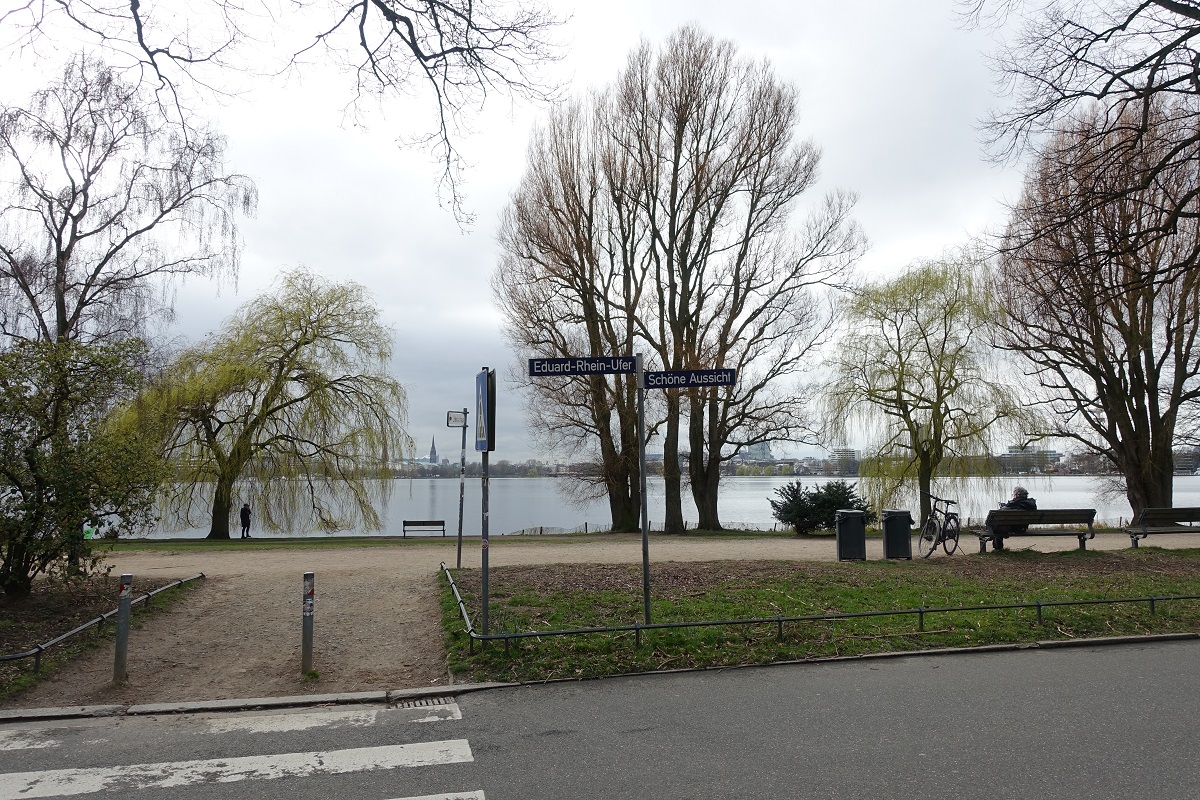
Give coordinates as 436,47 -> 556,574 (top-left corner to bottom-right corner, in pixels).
528,357 -> 638,376
644,368 -> 737,388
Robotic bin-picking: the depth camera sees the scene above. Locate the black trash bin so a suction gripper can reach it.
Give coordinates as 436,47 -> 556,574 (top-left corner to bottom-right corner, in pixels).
835,509 -> 867,561
881,509 -> 913,560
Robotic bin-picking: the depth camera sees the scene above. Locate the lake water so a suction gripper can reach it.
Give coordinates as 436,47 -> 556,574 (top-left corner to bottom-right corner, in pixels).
145,474 -> 1200,538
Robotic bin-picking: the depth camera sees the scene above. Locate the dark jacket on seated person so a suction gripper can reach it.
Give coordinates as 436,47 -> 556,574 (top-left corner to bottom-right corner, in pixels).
994,495 -> 1037,535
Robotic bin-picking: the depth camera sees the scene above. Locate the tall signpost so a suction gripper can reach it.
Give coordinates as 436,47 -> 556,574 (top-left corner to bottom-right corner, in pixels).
447,408 -> 469,569
529,356 -> 738,626
636,355 -> 650,624
527,356 -> 651,622
475,368 -> 496,643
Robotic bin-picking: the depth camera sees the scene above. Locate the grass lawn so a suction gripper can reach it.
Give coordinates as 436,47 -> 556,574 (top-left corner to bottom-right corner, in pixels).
441,548 -> 1200,684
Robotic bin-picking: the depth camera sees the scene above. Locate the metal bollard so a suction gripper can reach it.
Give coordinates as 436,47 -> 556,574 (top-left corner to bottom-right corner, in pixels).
302,572 -> 315,674
113,573 -> 133,683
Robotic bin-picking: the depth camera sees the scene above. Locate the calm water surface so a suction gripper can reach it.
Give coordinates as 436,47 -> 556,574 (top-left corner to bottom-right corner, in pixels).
145,474 -> 1200,538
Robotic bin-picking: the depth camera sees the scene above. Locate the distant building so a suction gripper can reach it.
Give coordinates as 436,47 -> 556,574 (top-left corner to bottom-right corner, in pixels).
429,437 -> 438,465
999,445 -> 1061,473
830,448 -> 860,475
741,442 -> 774,461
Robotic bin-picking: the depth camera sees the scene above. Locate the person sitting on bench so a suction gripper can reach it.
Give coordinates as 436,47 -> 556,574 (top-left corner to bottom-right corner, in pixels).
993,485 -> 1037,537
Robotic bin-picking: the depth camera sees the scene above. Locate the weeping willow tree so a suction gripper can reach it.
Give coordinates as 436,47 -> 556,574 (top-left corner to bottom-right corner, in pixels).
824,250 -> 1033,524
137,269 -> 411,539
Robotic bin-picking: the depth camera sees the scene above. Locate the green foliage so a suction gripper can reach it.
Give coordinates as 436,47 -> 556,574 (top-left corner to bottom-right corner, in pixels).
0,340 -> 163,596
824,248 -> 1033,522
135,269 -> 412,539
442,550 -> 1200,684
769,480 -> 875,534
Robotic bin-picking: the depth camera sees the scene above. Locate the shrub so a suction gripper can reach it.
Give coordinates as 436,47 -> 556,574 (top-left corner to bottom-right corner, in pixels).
770,480 -> 875,535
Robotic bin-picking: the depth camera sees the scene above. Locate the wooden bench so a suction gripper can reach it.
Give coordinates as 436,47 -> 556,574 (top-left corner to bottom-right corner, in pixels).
980,509 -> 1096,552
1124,507 -> 1200,547
402,519 -> 446,538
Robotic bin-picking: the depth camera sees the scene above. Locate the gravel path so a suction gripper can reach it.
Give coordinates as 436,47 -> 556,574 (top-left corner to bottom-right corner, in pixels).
8,531 -> 1198,709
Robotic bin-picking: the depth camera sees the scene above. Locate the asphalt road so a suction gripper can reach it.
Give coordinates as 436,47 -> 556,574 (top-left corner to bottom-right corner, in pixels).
2,640 -> 1198,799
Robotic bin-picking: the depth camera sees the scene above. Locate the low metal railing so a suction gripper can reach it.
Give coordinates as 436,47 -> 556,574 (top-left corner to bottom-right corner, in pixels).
0,573 -> 205,672
440,562 -> 1200,654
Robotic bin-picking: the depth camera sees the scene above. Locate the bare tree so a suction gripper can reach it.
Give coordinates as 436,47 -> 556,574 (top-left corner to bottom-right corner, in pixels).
495,97 -> 649,532
964,1 -> 1200,270
1,1 -> 561,219
996,107 -> 1200,514
497,27 -> 863,532
611,27 -> 863,531
0,54 -> 256,345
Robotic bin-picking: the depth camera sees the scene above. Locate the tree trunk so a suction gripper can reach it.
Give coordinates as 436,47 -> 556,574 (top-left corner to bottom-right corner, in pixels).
593,374 -> 641,533
917,453 -> 934,526
688,391 -> 723,530
1118,434 -> 1175,515
0,542 -> 34,597
606,472 -> 640,532
661,392 -> 686,533
207,477 -> 234,539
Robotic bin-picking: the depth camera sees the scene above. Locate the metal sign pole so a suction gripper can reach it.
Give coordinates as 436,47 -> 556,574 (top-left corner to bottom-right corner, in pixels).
637,353 -> 651,625
457,407 -> 467,569
476,367 -> 495,647
482,447 -> 490,644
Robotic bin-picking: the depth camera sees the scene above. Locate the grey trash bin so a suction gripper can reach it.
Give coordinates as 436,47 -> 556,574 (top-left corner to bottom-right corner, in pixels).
881,509 -> 913,559
835,509 -> 867,561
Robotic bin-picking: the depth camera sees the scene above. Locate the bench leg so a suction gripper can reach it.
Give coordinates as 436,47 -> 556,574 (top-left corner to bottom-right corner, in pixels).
994,536 -> 1005,551
979,537 -> 987,554
1130,536 -> 1139,548
1078,536 -> 1087,551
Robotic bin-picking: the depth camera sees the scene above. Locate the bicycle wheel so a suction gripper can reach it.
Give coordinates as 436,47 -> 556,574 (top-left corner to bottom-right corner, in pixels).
917,516 -> 939,558
942,515 -> 960,555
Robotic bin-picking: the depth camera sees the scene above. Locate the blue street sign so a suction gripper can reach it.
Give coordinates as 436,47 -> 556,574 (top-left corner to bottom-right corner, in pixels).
528,356 -> 638,376
644,368 -> 737,388
475,368 -> 495,451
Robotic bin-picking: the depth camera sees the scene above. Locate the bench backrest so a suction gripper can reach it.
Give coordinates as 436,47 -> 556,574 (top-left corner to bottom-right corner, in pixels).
984,509 -> 1096,526
403,519 -> 445,527
1129,507 -> 1200,527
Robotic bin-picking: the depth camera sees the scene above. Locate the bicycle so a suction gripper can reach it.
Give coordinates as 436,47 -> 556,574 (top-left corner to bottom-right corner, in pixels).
917,493 -> 960,557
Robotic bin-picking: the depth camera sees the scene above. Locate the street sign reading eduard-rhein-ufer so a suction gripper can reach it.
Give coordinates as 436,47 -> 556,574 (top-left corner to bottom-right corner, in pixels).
528,356 -> 638,376
644,368 -> 737,388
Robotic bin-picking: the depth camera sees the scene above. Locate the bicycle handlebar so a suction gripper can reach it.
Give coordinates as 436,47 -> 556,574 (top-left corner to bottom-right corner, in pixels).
920,492 -> 958,506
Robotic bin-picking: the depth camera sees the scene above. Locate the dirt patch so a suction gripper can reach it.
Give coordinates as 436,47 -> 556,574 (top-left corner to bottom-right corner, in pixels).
5,532 -> 1200,709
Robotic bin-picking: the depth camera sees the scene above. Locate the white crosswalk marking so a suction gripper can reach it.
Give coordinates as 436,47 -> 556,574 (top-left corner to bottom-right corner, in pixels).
203,707 -> 382,734
412,703 -> 463,723
387,792 -> 486,800
0,730 -> 57,751
0,739 -> 474,799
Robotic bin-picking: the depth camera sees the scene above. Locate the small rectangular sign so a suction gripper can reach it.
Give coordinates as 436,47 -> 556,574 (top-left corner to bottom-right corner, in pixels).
446,410 -> 467,428
528,356 -> 638,376
644,369 -> 737,388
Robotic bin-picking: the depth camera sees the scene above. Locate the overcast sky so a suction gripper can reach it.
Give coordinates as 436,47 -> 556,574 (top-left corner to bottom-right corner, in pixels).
9,1 -> 1029,462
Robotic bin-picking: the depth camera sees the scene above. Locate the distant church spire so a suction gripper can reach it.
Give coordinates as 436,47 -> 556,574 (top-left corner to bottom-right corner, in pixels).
430,436 -> 438,464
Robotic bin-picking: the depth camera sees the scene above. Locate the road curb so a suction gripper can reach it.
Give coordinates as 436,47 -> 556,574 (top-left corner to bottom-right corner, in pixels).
4,634 -> 1197,723
501,631 -> 1200,687
0,682 -> 517,723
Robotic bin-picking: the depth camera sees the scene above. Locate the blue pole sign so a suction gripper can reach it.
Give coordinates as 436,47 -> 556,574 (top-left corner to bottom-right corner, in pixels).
475,368 -> 496,451
643,368 -> 737,388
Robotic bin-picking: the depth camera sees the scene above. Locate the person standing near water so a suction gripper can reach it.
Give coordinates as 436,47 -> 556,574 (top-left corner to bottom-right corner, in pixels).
240,503 -> 252,538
